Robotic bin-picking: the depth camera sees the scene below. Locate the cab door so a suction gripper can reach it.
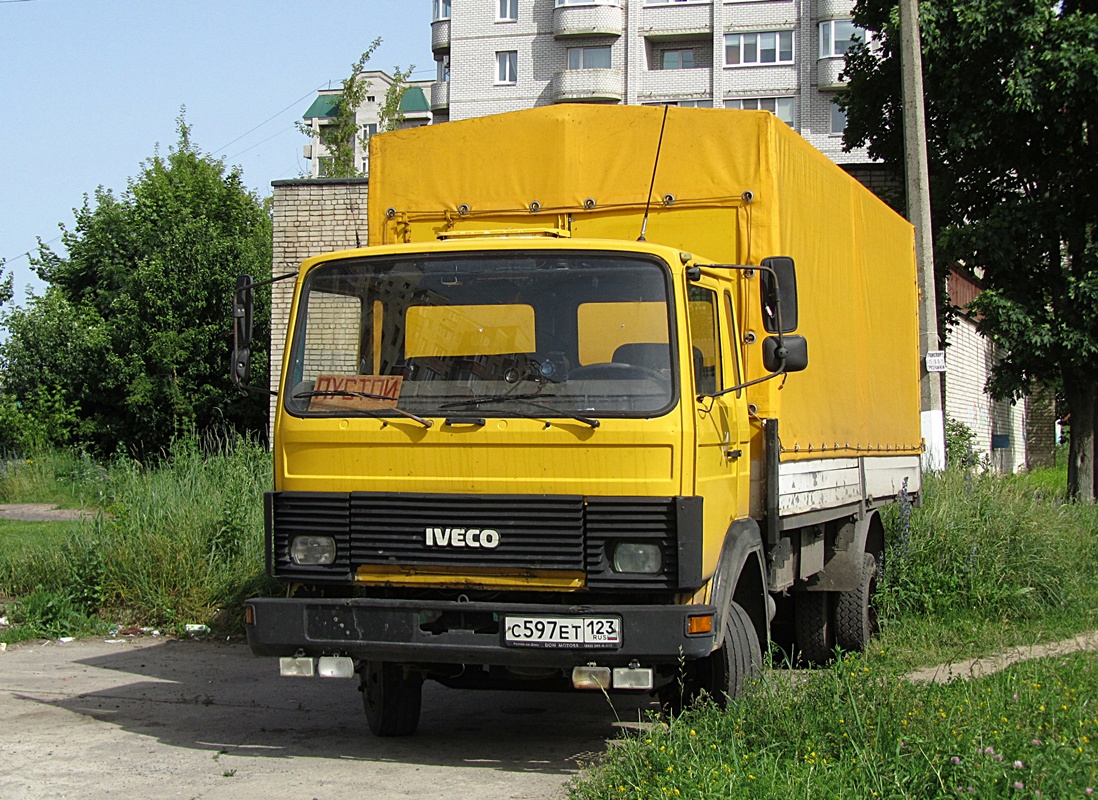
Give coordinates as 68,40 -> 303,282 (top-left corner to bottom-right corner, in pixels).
687,278 -> 750,577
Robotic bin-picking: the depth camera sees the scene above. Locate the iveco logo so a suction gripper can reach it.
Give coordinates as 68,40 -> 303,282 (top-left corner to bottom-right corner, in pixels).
424,527 -> 501,549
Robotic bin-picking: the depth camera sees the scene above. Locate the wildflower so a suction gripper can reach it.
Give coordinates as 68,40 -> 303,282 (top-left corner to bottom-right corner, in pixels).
951,757 -> 961,765
1013,782 -> 1025,790
984,747 -> 996,755
689,730 -> 696,736
1013,761 -> 1024,769
1031,739 -> 1041,746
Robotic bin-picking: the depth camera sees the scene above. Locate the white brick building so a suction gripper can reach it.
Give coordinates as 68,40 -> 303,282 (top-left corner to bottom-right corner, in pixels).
429,0 -> 871,168
944,269 -> 1056,472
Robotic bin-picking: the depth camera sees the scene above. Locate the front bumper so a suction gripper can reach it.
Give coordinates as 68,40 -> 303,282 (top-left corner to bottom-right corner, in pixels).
244,597 -> 716,668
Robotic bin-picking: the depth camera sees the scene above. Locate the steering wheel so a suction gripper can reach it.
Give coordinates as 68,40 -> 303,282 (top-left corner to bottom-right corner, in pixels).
566,362 -> 667,382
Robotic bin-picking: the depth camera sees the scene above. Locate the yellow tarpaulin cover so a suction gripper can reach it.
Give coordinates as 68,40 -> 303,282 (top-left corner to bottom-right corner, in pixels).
368,105 -> 921,460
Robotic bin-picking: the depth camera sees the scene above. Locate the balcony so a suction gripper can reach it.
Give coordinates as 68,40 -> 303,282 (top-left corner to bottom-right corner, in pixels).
551,68 -> 625,103
553,3 -> 624,38
817,0 -> 855,19
431,81 -> 450,111
639,3 -> 712,39
431,18 -> 451,53
639,67 -> 712,102
817,57 -> 846,90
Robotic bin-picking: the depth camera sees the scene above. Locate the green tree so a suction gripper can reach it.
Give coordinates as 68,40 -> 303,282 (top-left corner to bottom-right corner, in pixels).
300,37 -> 415,178
841,0 -> 1098,499
0,114 -> 272,457
0,260 -> 12,307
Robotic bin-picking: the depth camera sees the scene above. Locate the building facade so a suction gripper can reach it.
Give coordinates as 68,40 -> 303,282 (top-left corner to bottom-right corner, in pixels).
301,71 -> 434,178
429,0 -> 870,167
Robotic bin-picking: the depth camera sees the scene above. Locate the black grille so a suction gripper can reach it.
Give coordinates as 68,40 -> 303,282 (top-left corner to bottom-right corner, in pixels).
267,491 -> 694,590
349,492 -> 584,569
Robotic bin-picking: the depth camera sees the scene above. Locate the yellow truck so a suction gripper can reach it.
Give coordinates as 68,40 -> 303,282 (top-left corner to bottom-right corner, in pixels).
234,105 -> 922,736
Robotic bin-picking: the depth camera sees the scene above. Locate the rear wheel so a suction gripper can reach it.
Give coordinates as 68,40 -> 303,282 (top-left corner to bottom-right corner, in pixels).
834,551 -> 879,652
360,661 -> 423,737
794,590 -> 834,665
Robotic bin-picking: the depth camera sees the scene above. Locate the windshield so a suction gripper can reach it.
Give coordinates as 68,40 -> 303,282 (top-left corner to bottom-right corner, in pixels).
284,250 -> 678,420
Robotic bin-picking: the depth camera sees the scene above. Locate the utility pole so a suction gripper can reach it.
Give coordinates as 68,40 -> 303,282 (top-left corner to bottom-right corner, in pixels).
899,0 -> 945,471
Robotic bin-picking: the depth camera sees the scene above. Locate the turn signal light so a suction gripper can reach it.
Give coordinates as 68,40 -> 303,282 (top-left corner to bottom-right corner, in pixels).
687,614 -> 713,635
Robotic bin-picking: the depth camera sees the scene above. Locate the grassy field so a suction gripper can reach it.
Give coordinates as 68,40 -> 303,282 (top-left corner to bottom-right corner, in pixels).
570,651 -> 1098,798
0,519 -> 85,557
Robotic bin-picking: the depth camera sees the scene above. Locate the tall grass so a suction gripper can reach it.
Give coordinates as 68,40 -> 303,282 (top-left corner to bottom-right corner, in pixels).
878,470 -> 1098,623
0,435 -> 276,638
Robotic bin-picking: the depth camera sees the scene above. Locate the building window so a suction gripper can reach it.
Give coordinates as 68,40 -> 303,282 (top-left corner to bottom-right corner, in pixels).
732,97 -> 795,126
556,0 -> 617,4
497,51 -> 518,83
362,123 -> 378,139
437,55 -> 450,83
831,101 -> 847,134
432,0 -> 451,20
567,46 -> 612,70
819,19 -> 863,57
498,0 -> 518,21
725,31 -> 794,66
661,49 -> 695,70
646,0 -> 694,4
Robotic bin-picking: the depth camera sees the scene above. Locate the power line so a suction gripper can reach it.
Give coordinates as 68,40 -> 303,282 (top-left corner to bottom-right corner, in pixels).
211,89 -> 317,156
227,124 -> 298,163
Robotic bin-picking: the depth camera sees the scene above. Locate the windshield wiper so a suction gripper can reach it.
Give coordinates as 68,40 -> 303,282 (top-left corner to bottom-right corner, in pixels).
439,393 -> 600,429
293,391 -> 433,428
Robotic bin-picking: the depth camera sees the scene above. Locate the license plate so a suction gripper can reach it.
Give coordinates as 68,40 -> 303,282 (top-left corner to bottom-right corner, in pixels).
503,616 -> 621,649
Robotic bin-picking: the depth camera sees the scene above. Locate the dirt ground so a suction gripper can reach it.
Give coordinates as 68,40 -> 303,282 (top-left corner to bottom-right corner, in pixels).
0,503 -> 99,522
0,635 -> 659,800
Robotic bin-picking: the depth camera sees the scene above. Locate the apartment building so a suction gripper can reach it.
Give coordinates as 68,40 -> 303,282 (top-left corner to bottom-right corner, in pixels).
301,71 -> 435,178
428,0 -> 872,169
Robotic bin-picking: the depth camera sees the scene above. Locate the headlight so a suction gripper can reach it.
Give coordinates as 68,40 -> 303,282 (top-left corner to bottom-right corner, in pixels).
612,542 -> 662,574
290,535 -> 337,565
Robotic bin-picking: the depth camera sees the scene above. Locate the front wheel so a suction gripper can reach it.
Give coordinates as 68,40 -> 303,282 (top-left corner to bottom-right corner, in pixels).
360,661 -> 423,737
660,601 -> 761,714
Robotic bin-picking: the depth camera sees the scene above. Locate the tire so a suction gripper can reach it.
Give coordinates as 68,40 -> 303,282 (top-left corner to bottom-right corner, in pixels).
835,552 -> 879,652
660,601 -> 761,714
360,661 -> 423,737
794,590 -> 834,666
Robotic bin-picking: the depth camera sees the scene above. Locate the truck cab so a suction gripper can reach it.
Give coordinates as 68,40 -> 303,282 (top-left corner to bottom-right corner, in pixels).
243,235 -> 802,734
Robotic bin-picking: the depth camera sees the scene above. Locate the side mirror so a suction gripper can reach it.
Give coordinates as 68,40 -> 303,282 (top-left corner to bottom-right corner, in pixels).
760,256 -> 798,333
231,275 -> 254,389
762,334 -> 808,373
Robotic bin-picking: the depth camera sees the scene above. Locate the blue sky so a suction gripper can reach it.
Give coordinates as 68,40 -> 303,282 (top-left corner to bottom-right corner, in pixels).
0,0 -> 432,306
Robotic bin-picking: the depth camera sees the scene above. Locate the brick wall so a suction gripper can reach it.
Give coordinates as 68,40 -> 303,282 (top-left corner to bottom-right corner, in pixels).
269,178 -> 370,425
